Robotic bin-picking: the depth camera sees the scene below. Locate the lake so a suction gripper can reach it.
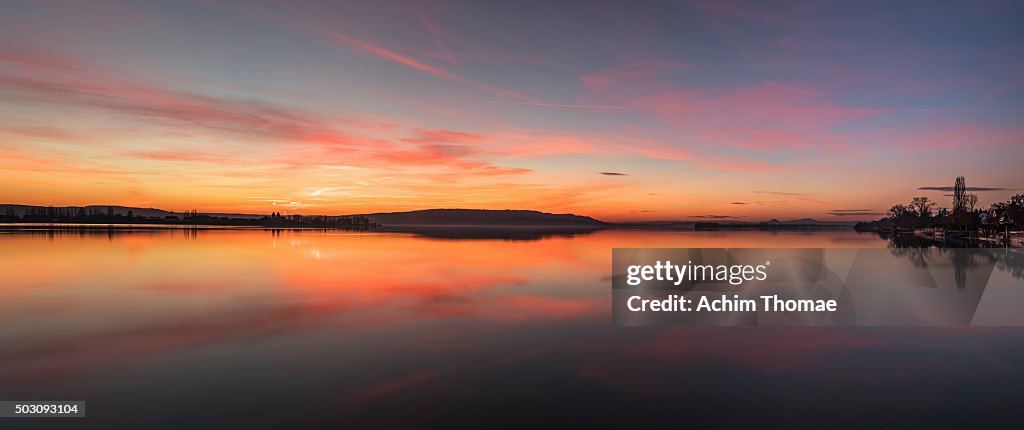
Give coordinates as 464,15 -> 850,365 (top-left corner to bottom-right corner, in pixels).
2,229 -> 1023,427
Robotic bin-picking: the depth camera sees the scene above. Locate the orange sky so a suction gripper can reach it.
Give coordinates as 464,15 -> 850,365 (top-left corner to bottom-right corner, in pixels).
1,1 -> 1021,221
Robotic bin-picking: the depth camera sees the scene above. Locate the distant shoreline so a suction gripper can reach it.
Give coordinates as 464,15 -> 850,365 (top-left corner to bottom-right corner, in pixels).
0,222 -> 856,231
0,223 -> 316,230
0,222 -> 857,234
1,204 -> 862,229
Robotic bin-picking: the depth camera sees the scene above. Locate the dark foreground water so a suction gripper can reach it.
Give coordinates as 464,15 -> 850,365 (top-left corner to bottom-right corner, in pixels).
1,229 -> 1023,428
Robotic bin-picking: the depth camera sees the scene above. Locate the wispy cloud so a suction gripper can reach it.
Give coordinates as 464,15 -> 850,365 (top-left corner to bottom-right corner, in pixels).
827,210 -> 884,216
225,2 -> 540,103
599,172 -> 628,176
754,191 -> 826,205
700,163 -> 801,173
1,47 -> 531,175
317,30 -> 537,102
126,150 -> 245,165
690,215 -> 742,219
402,128 -> 483,144
918,186 -> 1016,192
415,10 -> 458,66
581,61 -> 687,93
500,102 -> 643,110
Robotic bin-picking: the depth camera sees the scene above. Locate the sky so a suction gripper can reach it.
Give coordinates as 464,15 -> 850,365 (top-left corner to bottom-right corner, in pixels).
0,0 -> 1022,221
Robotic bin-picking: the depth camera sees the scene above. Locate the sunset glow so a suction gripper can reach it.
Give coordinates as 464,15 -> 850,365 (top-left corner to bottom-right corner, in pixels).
1,0 -> 1021,221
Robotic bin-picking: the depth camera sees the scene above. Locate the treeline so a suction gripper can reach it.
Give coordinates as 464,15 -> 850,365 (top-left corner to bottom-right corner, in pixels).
855,176 -> 1023,234
257,212 -> 376,228
0,206 -> 376,229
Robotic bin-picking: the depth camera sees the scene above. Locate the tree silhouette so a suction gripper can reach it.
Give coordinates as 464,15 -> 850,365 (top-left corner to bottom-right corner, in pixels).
965,193 -> 978,212
953,176 -> 966,214
909,197 -> 935,219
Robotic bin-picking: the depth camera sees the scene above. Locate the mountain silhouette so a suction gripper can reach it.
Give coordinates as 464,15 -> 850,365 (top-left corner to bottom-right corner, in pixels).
359,209 -> 607,226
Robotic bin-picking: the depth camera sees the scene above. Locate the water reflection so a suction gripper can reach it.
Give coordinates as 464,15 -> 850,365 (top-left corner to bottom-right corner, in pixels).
890,246 -> 1024,284
378,225 -> 606,241
0,229 -> 1022,427
880,229 -> 1015,249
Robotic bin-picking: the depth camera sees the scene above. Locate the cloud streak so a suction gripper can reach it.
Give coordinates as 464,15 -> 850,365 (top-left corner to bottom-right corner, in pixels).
918,186 -> 1016,192
827,210 -> 884,216
416,10 -> 458,66
320,31 -> 537,103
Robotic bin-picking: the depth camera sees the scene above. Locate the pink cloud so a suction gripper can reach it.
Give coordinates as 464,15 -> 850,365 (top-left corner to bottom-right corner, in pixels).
402,128 -> 484,144
693,125 -> 841,152
325,30 -> 459,81
496,135 -> 596,158
902,123 -> 1024,150
699,162 -> 803,173
126,150 -> 245,164
206,1 -> 540,103
1,46 -> 537,181
581,60 -> 687,93
712,81 -> 886,128
575,76 -> 884,153
464,51 -> 580,74
0,126 -> 81,141
313,29 -> 538,103
503,102 -> 642,110
754,191 -> 827,205
324,31 -> 538,102
492,133 -> 690,162
631,82 -> 884,130
0,49 -> 86,73
415,10 -> 459,66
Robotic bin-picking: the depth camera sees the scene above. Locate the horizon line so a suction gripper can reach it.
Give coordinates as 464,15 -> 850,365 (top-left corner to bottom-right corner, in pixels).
0,202 -> 875,224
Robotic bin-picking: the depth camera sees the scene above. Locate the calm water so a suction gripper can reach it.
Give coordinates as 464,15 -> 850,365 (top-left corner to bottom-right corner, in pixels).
2,229 -> 1023,428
